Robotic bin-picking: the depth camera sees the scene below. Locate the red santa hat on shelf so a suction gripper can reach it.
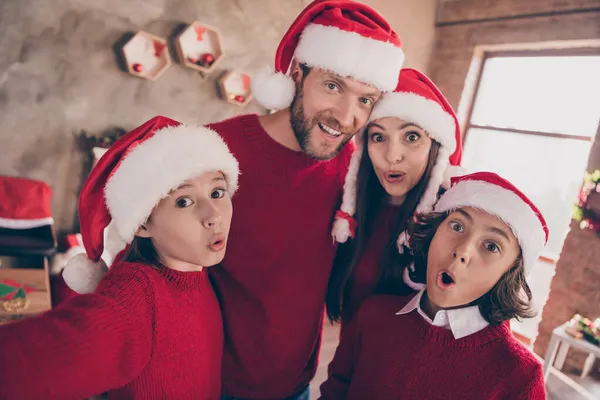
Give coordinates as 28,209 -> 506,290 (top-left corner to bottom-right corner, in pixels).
0,176 -> 53,229
62,116 -> 239,294
332,68 -> 463,244
252,0 -> 404,110
404,171 -> 549,290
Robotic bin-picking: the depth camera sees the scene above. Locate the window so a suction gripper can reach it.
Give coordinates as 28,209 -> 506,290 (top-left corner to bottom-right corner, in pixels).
460,52 -> 600,342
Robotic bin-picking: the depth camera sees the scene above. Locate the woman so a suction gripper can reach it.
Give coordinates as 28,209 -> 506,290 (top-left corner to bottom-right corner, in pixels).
326,68 -> 463,324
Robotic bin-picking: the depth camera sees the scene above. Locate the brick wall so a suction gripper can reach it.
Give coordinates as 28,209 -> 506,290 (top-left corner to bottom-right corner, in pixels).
429,1 -> 600,373
535,124 -> 600,374
438,0 -> 600,24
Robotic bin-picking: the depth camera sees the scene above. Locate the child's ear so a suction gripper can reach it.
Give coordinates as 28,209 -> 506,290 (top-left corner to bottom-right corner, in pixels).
135,224 -> 152,238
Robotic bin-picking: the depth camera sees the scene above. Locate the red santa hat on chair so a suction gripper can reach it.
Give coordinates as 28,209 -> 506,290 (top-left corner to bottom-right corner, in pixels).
0,177 -> 53,229
252,0 -> 405,110
404,171 -> 549,290
62,116 -> 239,294
332,68 -> 463,244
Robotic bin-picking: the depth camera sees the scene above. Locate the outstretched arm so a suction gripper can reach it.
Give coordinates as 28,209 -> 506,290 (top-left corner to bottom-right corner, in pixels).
0,265 -> 155,399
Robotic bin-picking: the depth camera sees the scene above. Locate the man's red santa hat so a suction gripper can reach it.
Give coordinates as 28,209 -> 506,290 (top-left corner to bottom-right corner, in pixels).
252,0 -> 405,110
62,116 -> 239,294
332,68 -> 463,246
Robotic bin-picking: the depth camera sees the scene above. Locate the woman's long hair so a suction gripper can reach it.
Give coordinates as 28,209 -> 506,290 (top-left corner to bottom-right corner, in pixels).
325,129 -> 441,323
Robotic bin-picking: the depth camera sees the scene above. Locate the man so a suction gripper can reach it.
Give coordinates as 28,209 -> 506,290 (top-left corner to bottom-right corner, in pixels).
208,1 -> 405,399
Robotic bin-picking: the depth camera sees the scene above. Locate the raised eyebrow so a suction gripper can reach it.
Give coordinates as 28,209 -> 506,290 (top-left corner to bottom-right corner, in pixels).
456,208 -> 473,221
368,122 -> 386,132
364,90 -> 381,99
400,122 -> 424,131
174,183 -> 192,191
487,226 -> 512,242
325,74 -> 347,90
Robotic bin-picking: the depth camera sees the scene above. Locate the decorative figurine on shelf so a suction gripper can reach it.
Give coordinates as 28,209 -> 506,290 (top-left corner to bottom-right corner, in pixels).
198,53 -> 215,68
573,169 -> 600,236
175,22 -> 223,74
218,71 -> 252,107
121,31 -> 172,81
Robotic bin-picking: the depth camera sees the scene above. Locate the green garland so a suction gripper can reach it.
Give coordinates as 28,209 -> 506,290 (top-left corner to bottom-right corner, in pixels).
573,169 -> 600,236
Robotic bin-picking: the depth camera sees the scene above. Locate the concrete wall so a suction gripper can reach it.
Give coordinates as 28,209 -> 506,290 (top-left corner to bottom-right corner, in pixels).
0,0 -> 437,235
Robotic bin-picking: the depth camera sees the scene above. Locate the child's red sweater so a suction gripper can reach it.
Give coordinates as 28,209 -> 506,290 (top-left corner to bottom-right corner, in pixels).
0,261 -> 223,399
320,295 -> 546,400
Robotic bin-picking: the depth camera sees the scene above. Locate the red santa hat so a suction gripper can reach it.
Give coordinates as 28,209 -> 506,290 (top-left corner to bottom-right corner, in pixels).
435,172 -> 548,275
0,176 -> 53,229
252,0 -> 404,110
332,68 -> 463,244
62,116 -> 239,294
403,172 -> 549,290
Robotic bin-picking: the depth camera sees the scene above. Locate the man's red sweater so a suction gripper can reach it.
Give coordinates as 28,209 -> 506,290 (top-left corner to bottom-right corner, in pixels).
0,262 -> 223,399
207,114 -> 354,398
320,295 -> 546,400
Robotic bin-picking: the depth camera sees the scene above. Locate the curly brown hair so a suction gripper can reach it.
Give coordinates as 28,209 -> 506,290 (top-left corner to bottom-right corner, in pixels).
406,211 -> 536,326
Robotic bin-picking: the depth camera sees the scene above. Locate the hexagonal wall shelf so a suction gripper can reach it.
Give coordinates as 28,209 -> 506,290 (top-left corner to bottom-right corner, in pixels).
218,71 -> 252,107
175,22 -> 224,74
122,31 -> 171,81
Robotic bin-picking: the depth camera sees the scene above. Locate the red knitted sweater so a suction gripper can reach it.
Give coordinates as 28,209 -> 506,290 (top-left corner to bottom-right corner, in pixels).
342,204 -> 401,324
320,295 -> 546,400
0,261 -> 223,399
207,114 -> 354,398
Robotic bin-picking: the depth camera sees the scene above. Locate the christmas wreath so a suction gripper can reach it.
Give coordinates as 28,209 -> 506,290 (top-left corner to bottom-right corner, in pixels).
573,169 -> 600,236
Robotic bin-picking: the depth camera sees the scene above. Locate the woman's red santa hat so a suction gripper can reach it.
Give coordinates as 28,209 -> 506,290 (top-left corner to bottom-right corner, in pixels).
252,0 -> 405,110
332,68 -> 463,244
62,116 -> 239,294
404,171 -> 549,290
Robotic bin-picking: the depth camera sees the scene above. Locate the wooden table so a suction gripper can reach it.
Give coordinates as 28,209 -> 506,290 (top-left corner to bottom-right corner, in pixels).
543,323 -> 600,382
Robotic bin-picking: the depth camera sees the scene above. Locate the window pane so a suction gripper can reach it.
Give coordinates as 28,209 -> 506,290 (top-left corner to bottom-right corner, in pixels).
510,258 -> 556,341
462,128 -> 591,257
471,56 -> 600,137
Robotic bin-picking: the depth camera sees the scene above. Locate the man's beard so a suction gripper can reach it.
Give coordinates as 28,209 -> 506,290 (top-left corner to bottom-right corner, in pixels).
289,84 -> 354,161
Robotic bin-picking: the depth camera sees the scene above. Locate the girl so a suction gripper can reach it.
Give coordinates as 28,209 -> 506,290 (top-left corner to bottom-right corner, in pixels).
0,116 -> 239,399
320,172 -> 548,400
327,68 -> 462,324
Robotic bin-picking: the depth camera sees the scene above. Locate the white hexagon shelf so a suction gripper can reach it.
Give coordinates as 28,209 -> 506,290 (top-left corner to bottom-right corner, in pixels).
122,31 -> 171,81
175,22 -> 224,74
218,71 -> 252,107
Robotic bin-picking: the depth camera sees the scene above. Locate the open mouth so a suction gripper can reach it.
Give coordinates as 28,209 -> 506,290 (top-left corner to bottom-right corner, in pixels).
209,236 -> 226,252
318,122 -> 342,138
437,271 -> 456,289
384,171 -> 405,183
